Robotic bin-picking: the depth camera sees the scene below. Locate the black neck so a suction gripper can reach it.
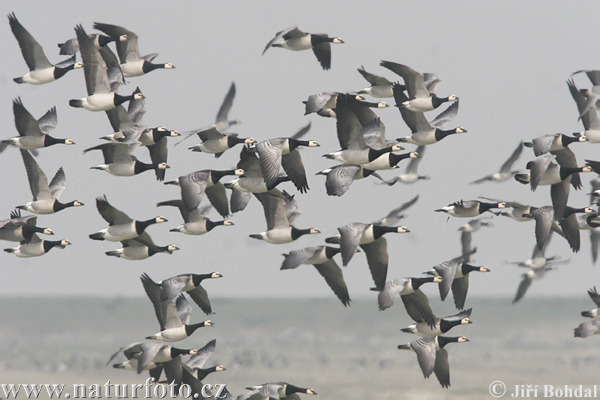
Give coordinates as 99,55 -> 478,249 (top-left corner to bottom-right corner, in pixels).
97,35 -> 115,47
135,218 -> 158,234
194,366 -> 218,381
434,129 -> 460,142
210,169 -> 236,183
432,96 -> 450,108
439,319 -> 462,333
113,93 -> 134,107
410,276 -> 436,290
151,128 -> 173,142
437,336 -> 462,348
461,263 -> 480,275
362,168 -> 376,178
560,134 -> 579,147
563,206 -> 587,217
285,384 -> 309,395
310,35 -> 333,45
142,61 -> 166,73
478,202 -> 497,213
43,240 -> 62,253
53,201 -> 71,212
133,161 -> 158,175
227,136 -> 246,147
288,138 -> 310,151
560,166 -> 583,180
185,322 -> 207,336
170,347 -> 192,358
206,219 -> 225,232
291,227 -> 312,240
192,273 -> 214,286
324,246 -> 341,259
388,152 -> 412,167
53,64 -> 75,79
44,136 -> 67,147
372,225 -> 399,240
368,147 -> 394,161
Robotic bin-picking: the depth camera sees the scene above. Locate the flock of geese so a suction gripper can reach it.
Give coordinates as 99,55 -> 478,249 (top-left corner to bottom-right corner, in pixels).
3,11 -> 600,396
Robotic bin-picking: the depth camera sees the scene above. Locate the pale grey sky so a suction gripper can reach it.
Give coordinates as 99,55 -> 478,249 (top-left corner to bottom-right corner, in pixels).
1,0 -> 599,303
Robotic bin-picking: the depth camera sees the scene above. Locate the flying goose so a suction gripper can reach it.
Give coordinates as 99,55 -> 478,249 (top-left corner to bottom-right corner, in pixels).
401,308 -> 473,337
225,146 -> 291,212
57,32 -> 123,55
4,233 -> 70,257
522,206 -> 555,251
185,339 -> 226,382
157,201 -> 233,235
102,90 -> 179,181
93,22 -> 175,77
89,195 -> 167,242
392,83 -> 466,145
356,66 -> 395,98
372,195 -> 420,227
84,142 -> 169,178
374,277 -> 441,327
105,231 -> 179,260
581,287 -> 600,319
69,25 -> 143,111
435,200 -> 506,218
303,92 -> 387,118
141,272 -> 222,315
1,98 -> 75,153
513,263 -> 557,304
524,133 -> 586,156
558,206 -> 595,252
381,61 -> 457,112
250,189 -> 320,244
17,150 -> 84,214
323,94 -> 404,166
240,383 -> 316,400
316,164 -> 386,197
326,222 -> 409,290
141,278 -> 213,342
0,210 -> 52,242
574,320 -> 600,338
383,145 -> 430,184
133,342 -> 198,374
184,83 -> 252,155
9,13 -> 82,84
567,78 -> 600,142
458,218 -> 493,262
398,336 -> 469,388
430,260 -> 491,310
281,246 -> 351,306
170,169 -> 244,218
256,122 -> 317,193
263,26 -> 344,70
470,141 -> 523,184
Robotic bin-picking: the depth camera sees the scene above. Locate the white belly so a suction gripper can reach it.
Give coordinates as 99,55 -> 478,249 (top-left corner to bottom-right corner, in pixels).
107,163 -> 136,176
83,93 -> 116,111
404,97 -> 434,112
264,228 -> 294,244
21,68 -> 56,85
121,60 -> 145,77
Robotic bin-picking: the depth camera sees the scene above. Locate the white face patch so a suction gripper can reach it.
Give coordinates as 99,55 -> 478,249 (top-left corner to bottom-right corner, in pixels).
245,138 -> 257,144
433,276 -> 443,283
332,38 -> 344,44
205,320 -> 213,326
168,245 -> 179,252
410,152 -> 419,158
378,102 -> 388,108
211,272 -> 223,278
458,336 -> 469,342
498,202 -> 507,208
308,140 -> 320,147
74,63 -> 84,69
158,162 -> 169,169
235,169 -> 245,176
170,130 -> 181,136
134,93 -> 144,100
66,139 -> 75,144
224,220 -> 234,226
61,240 -> 71,246
165,63 -> 175,69
43,228 -> 54,235
310,228 -> 321,234
156,216 -> 168,223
